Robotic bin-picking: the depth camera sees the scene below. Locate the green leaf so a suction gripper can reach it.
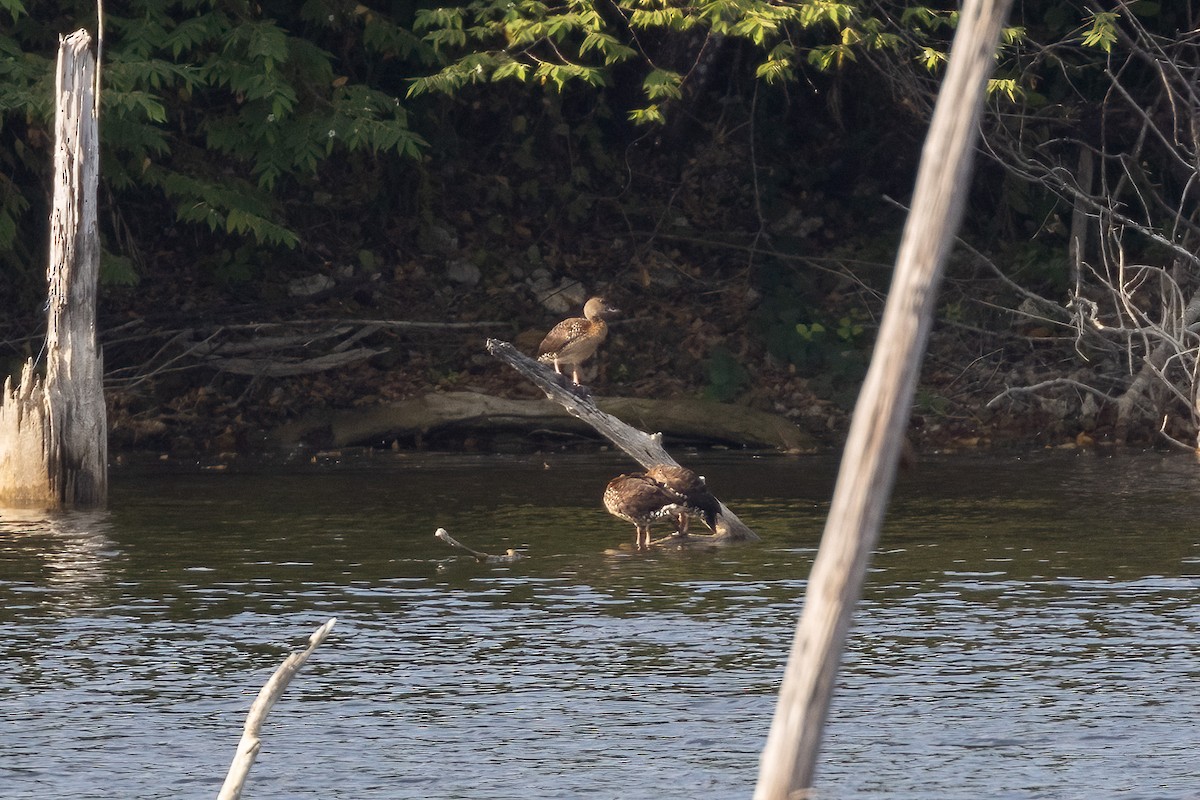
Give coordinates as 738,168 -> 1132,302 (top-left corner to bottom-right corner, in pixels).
642,68 -> 682,101
100,252 -> 139,286
0,0 -> 26,22
628,104 -> 666,125
1080,11 -> 1120,52
493,60 -> 531,81
919,46 -> 947,71
987,77 -> 1024,102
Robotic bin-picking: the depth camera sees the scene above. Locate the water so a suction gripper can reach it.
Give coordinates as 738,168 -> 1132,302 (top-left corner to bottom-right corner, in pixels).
1,450 -> 1199,799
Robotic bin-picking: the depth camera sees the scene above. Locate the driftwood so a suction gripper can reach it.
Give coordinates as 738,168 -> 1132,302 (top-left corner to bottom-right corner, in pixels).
753,1 -> 1014,797
435,527 -> 525,563
486,338 -> 758,543
0,30 -> 106,508
203,348 -> 386,377
270,390 -> 812,452
218,618 -> 337,800
97,319 -> 509,390
104,323 -> 391,387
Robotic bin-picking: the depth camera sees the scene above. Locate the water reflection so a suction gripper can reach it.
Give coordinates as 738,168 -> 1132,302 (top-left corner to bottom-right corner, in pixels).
0,451 -> 1198,799
0,507 -> 118,614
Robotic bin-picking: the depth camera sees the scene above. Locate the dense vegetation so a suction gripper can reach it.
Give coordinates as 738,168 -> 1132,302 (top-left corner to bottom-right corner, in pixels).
3,1 -> 1198,453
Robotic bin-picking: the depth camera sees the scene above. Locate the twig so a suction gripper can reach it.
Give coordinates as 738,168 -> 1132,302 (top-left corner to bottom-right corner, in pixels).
986,377 -> 1121,409
202,347 -> 386,377
1158,414 -> 1196,452
217,618 -> 337,800
434,527 -> 524,563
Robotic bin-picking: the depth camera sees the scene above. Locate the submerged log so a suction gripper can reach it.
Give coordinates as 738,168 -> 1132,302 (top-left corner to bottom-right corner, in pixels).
753,1 -> 1014,797
0,30 -> 106,508
486,338 -> 759,543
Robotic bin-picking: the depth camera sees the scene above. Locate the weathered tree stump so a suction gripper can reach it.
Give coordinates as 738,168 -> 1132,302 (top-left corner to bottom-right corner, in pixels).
0,30 -> 106,508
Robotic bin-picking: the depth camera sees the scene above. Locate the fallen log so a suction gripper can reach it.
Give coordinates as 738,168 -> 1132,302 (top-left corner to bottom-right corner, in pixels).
271,390 -> 812,453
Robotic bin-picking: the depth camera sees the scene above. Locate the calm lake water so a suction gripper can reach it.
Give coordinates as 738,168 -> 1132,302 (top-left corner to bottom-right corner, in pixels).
1,449 -> 1199,799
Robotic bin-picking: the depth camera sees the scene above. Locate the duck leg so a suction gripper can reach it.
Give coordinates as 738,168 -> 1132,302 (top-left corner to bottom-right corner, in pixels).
568,369 -> 592,399
548,358 -> 575,391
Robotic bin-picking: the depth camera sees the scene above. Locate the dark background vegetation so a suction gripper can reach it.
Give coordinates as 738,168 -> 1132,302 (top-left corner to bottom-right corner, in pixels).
2,1 -> 1195,453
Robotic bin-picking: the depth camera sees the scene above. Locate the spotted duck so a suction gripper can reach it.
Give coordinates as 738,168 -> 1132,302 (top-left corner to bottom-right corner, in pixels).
536,296 -> 619,385
603,473 -> 686,550
644,464 -> 721,535
602,465 -> 720,549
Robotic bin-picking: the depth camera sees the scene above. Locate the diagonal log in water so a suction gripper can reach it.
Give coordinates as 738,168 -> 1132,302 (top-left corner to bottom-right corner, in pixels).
486,338 -> 758,543
753,0 -> 1015,796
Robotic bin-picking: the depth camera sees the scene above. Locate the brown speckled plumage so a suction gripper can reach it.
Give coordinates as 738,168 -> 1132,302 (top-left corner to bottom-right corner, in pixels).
536,296 -> 619,385
603,464 -> 721,549
644,464 -> 720,534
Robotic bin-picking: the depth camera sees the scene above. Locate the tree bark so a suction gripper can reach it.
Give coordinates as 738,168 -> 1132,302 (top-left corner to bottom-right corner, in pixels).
0,30 -> 106,508
753,1 -> 1013,796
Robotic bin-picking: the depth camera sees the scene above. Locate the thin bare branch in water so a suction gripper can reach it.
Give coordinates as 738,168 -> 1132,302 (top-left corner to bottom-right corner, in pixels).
217,618 -> 336,800
434,527 -> 524,563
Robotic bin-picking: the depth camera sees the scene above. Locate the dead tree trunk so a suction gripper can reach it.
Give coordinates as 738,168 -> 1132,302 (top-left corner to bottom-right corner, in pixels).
0,30 -> 106,508
753,0 -> 1013,797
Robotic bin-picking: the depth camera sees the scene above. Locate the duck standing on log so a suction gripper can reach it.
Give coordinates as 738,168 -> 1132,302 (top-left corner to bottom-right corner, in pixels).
603,465 -> 721,549
536,296 -> 619,386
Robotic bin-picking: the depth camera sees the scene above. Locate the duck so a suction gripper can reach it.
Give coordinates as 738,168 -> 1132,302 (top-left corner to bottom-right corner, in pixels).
603,473 -> 687,550
536,296 -> 619,385
602,464 -> 721,549
644,464 -> 721,535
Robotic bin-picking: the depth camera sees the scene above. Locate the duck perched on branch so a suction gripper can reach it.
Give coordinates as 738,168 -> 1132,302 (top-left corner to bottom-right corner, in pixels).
603,465 -> 721,549
536,296 -> 619,386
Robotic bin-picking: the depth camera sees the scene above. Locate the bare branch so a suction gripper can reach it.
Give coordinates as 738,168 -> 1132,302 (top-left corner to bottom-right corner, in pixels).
987,378 -> 1121,409
218,618 -> 337,800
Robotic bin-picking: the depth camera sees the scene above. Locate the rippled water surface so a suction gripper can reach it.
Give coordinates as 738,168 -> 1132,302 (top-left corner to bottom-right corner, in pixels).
2,450 -> 1199,799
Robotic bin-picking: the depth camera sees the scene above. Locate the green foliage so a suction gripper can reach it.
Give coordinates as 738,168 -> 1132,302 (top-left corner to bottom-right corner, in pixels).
0,0 -> 26,22
914,388 -> 951,418
987,77 -> 1023,102
406,0 -> 1144,131
410,0 -> 901,122
754,277 -> 870,400
704,345 -> 749,402
0,1 -> 433,295
1080,11 -> 1119,52
100,252 -> 139,286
